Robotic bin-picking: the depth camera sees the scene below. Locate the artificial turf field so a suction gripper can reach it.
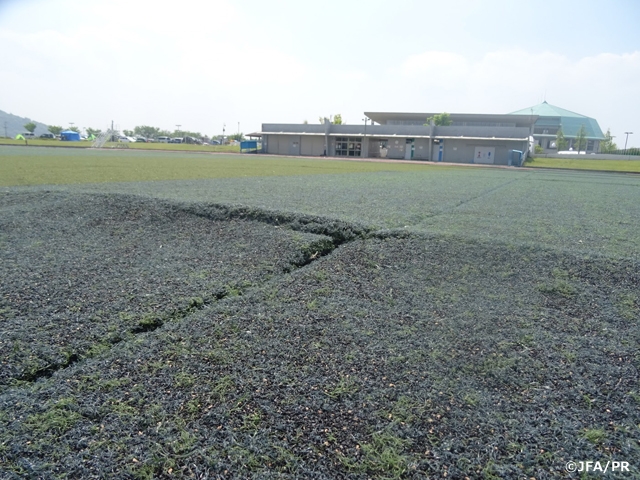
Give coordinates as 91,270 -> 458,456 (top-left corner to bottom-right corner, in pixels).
0,146 -> 639,479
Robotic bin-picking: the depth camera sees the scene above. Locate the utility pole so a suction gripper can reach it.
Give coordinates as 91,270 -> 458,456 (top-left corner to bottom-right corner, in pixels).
624,132 -> 633,155
3,121 -> 7,138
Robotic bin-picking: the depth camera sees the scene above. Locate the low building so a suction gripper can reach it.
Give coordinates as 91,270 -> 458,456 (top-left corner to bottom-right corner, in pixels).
256,112 -> 536,166
508,102 -> 605,153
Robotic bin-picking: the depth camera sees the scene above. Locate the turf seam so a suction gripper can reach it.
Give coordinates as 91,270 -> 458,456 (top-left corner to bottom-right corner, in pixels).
423,174 -> 529,219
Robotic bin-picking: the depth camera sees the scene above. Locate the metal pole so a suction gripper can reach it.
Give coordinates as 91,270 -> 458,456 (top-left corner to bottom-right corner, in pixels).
362,118 -> 367,158
624,132 -> 633,155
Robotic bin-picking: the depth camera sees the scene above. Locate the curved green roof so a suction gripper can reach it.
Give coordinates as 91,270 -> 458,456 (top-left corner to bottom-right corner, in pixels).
509,101 -> 605,139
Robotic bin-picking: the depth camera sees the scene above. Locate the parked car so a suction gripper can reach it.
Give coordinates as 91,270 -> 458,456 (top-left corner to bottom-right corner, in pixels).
157,136 -> 170,143
39,133 -> 55,139
169,137 -> 183,144
184,136 -> 202,145
23,132 -> 35,138
118,136 -> 136,143
134,137 -> 147,143
209,140 -> 221,145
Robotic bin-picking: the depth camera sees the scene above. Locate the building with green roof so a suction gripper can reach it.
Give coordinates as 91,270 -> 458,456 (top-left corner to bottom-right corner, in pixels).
509,101 -> 605,153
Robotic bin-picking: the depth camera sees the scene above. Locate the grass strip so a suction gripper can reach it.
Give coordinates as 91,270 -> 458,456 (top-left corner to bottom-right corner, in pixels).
526,156 -> 640,173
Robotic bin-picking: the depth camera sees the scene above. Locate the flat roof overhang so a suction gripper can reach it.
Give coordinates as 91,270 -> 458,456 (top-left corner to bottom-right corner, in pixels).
533,133 -> 602,140
365,112 -> 538,127
259,132 -> 527,141
437,136 -> 529,141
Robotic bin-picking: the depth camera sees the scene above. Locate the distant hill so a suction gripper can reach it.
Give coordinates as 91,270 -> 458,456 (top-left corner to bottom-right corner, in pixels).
0,109 -> 50,138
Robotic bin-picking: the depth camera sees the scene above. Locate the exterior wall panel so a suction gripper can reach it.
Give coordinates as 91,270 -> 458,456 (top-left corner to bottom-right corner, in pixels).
288,135 -> 301,156
385,138 -> 406,159
413,138 -> 431,160
300,136 -> 325,156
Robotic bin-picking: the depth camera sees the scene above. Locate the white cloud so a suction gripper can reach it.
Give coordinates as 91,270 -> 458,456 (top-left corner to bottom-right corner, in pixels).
401,51 -> 470,88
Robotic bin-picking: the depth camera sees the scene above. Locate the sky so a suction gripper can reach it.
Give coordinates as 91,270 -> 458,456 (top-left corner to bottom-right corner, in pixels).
1,0 -> 639,146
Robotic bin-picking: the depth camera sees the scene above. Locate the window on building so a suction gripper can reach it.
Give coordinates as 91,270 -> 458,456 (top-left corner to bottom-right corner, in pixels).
335,137 -> 362,156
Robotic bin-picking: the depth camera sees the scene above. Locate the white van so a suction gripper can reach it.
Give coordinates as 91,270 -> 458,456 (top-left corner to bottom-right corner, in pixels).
157,136 -> 170,143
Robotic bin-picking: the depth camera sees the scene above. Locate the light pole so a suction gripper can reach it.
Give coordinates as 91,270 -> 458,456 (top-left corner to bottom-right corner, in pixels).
237,122 -> 240,139
362,118 -> 368,158
624,132 -> 633,155
223,123 -> 226,144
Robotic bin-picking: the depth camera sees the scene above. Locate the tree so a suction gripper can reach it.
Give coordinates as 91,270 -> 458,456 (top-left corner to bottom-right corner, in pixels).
574,124 -> 587,153
68,126 -> 80,133
23,122 -> 36,133
48,125 -> 63,135
319,115 -> 344,124
600,128 -> 617,153
425,113 -> 452,126
134,125 -> 161,139
556,128 -> 568,151
86,127 -> 102,137
123,129 -> 134,137
229,132 -> 244,141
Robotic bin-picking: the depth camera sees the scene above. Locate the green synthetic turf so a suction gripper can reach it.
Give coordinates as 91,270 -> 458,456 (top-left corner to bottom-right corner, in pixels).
0,145 -> 436,186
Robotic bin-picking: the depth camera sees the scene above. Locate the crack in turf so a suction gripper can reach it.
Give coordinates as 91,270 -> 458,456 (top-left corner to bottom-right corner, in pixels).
16,293 -> 228,383
179,203 -> 374,245
13,200 -> 418,386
